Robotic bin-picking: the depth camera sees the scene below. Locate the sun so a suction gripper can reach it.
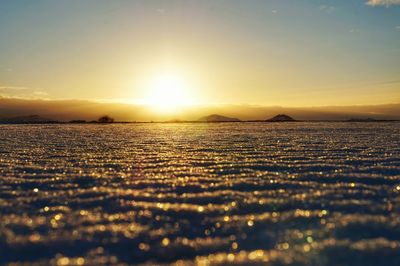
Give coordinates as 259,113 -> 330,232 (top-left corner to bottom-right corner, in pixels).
144,70 -> 193,111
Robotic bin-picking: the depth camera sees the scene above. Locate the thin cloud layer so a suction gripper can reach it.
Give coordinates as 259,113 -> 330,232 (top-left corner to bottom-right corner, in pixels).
0,86 -> 48,99
366,0 -> 400,6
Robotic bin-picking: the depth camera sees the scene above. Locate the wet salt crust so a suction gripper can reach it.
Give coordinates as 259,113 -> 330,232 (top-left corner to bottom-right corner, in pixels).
0,122 -> 399,265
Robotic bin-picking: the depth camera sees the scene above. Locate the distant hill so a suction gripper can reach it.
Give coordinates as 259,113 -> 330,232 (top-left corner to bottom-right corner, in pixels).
198,114 -> 241,122
266,114 -> 296,122
0,97 -> 399,121
0,115 -> 58,124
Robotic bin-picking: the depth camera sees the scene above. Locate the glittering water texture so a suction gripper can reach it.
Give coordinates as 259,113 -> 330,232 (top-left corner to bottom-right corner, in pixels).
1,123 -> 400,266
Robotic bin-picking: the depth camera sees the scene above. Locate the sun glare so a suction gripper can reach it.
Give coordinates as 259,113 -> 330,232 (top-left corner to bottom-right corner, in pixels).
144,71 -> 193,111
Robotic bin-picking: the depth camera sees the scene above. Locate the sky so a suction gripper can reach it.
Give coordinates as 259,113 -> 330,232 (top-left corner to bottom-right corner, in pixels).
0,0 -> 399,108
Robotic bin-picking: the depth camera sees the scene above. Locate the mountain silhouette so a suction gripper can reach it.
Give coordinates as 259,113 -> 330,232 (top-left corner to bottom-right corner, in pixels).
0,115 -> 58,124
266,114 -> 296,122
198,114 -> 241,122
97,115 -> 114,123
0,98 -> 399,121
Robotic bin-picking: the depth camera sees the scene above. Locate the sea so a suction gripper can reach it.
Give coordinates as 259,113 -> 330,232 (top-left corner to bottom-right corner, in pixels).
0,122 -> 399,265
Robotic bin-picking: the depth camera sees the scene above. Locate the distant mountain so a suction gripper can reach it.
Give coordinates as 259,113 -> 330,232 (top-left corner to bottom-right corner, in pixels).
0,115 -> 58,124
0,98 -> 399,121
198,114 -> 241,122
266,114 -> 296,122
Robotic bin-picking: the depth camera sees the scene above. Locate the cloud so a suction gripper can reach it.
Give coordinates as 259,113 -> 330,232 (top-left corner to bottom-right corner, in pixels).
0,86 -> 48,99
366,0 -> 400,6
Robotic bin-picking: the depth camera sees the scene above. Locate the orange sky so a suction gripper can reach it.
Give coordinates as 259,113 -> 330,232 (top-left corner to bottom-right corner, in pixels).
0,1 -> 399,108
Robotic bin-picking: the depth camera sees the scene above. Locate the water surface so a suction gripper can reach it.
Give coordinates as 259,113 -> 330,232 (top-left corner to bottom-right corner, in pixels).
1,123 -> 399,265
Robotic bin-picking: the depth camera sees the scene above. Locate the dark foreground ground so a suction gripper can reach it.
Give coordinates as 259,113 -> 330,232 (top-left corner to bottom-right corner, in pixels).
0,122 -> 399,265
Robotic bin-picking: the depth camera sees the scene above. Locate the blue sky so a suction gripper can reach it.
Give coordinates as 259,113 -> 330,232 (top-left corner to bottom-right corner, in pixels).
0,0 -> 399,106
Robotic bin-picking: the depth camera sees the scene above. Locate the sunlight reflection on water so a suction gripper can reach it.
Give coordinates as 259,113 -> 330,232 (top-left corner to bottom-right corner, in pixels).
0,122 -> 400,265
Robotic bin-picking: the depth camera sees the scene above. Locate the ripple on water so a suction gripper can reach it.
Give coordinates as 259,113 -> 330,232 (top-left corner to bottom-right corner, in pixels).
0,122 -> 400,265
